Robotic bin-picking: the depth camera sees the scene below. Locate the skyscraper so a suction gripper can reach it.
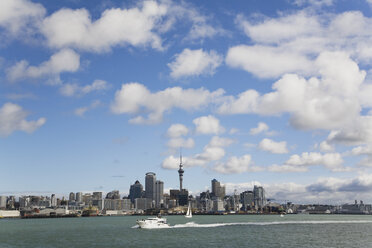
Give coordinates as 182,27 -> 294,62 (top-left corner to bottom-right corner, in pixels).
155,180 -> 164,208
129,180 -> 143,203
145,172 -> 156,201
253,185 -> 266,210
211,179 -> 226,199
51,194 -> 57,207
76,192 -> 82,203
69,192 -> 75,202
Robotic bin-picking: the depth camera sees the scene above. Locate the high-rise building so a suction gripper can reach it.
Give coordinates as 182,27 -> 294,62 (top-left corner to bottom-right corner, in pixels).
129,180 -> 143,203
0,196 -> 7,209
51,194 -> 57,207
240,191 -> 254,211
253,185 -> 266,210
93,192 -> 103,200
211,179 -> 225,199
69,192 -> 75,202
145,172 -> 156,201
76,192 -> 83,203
106,190 -> 120,199
155,180 -> 164,208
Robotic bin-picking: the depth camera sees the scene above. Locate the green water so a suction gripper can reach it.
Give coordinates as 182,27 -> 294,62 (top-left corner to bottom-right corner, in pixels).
1,215 -> 372,247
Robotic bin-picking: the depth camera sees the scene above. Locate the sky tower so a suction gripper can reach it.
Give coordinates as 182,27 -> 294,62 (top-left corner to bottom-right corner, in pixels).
178,153 -> 184,191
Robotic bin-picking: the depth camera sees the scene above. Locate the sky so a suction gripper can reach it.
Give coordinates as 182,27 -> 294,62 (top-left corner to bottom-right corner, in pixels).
2,0 -> 372,204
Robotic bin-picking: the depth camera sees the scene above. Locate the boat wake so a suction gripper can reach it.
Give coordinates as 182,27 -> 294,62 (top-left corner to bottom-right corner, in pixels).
133,220 -> 372,229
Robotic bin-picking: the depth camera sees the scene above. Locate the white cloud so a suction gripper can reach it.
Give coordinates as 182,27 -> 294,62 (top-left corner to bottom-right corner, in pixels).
258,138 -> 289,154
220,51 -> 365,130
193,115 -> 225,135
0,0 -> 45,35
350,145 -> 372,156
167,124 -> 189,138
168,48 -> 223,79
167,137 -> 195,149
327,116 -> 372,146
111,83 -> 224,124
162,135 -> 232,169
7,49 -> 80,83
214,155 -> 262,174
226,45 -> 313,78
0,102 -> 46,137
318,141 -> 334,152
60,80 -> 109,97
41,1 -> 167,52
250,122 -> 269,135
74,100 -> 101,117
285,152 -> 344,171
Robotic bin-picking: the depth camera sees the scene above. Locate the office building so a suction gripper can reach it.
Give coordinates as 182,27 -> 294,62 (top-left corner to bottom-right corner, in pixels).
253,185 -> 266,210
155,180 -> 164,208
211,179 -> 225,199
69,192 -> 75,202
76,192 -> 83,203
145,172 -> 156,201
129,180 -> 143,203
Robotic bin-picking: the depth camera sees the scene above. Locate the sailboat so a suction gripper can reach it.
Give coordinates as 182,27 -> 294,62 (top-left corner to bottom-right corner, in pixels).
185,203 -> 192,218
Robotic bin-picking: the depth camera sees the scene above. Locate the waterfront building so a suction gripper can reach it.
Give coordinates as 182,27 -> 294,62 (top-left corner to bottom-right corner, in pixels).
0,196 -> 7,209
76,192 -> 83,203
92,192 -> 103,200
253,185 -> 266,210
155,180 -> 164,208
240,191 -> 254,211
145,172 -> 156,202
51,194 -> 57,207
106,190 -> 120,199
129,180 -> 143,203
212,198 -> 225,212
211,179 -> 226,199
135,198 -> 152,211
69,192 -> 75,202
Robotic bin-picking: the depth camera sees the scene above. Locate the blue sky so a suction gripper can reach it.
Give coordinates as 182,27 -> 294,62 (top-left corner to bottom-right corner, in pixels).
2,0 -> 372,204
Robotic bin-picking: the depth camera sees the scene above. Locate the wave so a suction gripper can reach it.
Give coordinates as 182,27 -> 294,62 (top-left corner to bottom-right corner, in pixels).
132,220 -> 372,229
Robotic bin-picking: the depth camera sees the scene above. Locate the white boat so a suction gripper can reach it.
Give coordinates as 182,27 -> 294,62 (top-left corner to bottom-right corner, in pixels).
185,203 -> 192,218
136,216 -> 169,229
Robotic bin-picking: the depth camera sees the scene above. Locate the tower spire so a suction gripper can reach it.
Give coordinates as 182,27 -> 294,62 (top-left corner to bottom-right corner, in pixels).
178,149 -> 184,191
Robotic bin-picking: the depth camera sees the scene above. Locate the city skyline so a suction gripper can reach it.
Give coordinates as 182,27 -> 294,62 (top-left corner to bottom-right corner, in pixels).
3,0 -> 372,204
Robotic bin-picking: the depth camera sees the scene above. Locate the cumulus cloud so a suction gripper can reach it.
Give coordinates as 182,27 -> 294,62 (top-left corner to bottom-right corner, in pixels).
226,45 -> 313,78
162,136 -> 233,169
168,48 -> 223,79
213,155 -> 263,174
60,80 -> 109,97
167,124 -> 189,138
285,152 -> 345,171
111,83 -> 224,124
41,1 -> 167,52
327,116 -> 372,146
258,138 -> 289,154
193,115 -> 225,135
220,51 -> 365,130
7,49 -> 80,83
250,122 -> 269,135
0,102 -> 46,137
318,141 -> 335,152
0,0 -> 45,35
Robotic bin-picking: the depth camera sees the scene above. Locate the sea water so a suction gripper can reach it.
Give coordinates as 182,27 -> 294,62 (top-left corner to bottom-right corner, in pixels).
1,214 -> 372,247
